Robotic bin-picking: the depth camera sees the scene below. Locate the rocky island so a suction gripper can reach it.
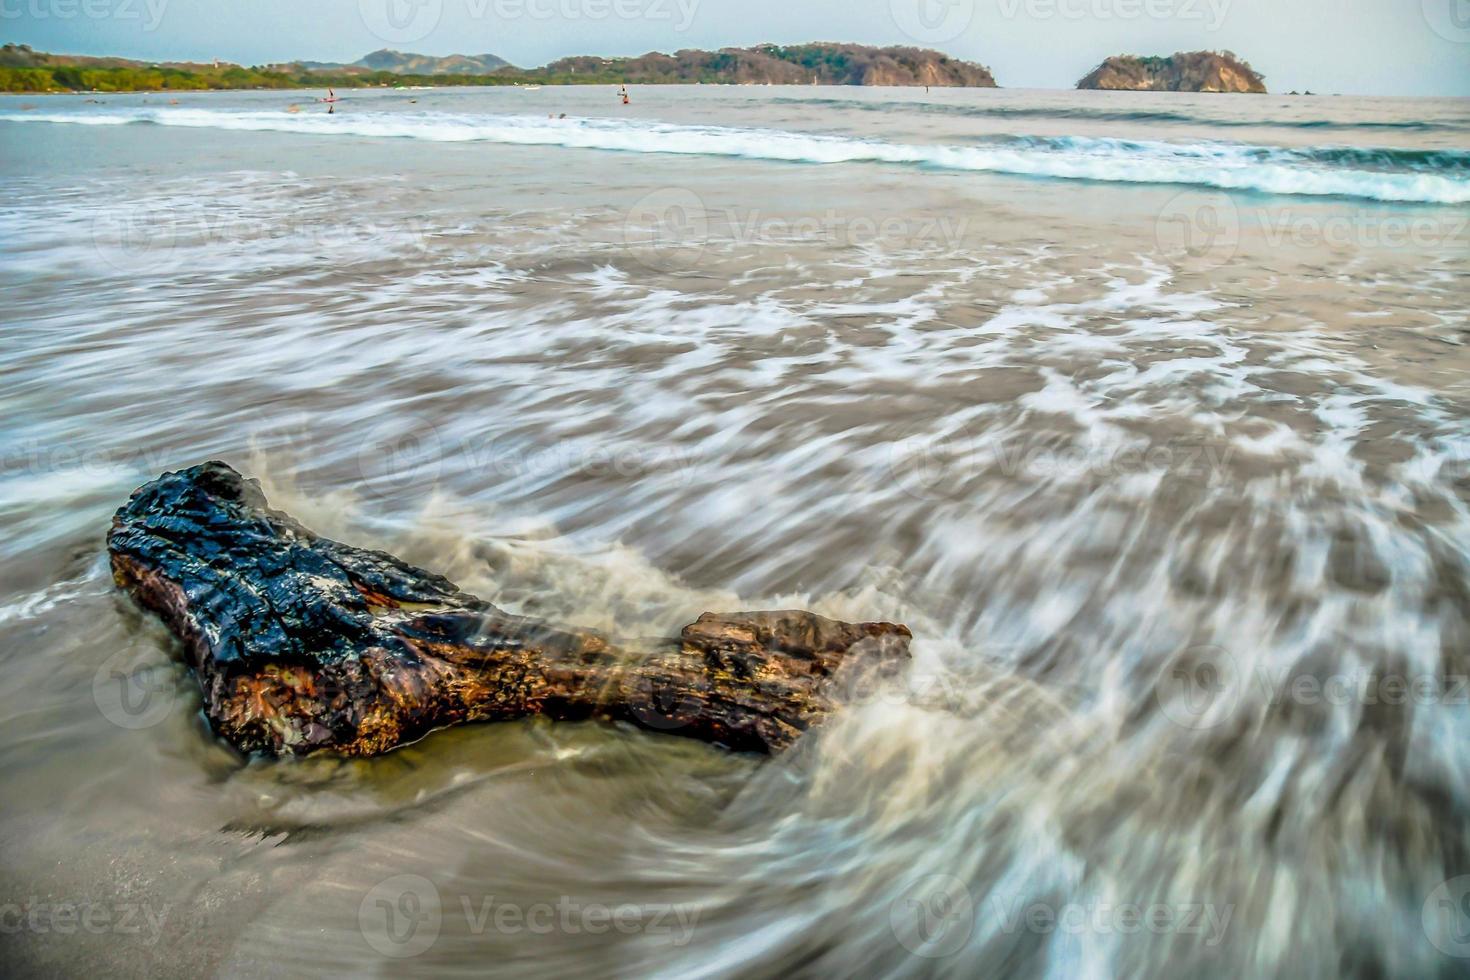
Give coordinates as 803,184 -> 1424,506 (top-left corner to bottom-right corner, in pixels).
1077,51 -> 1266,93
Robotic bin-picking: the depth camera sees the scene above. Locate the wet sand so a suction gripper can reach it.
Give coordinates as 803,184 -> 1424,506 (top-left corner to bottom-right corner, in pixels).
1,86 -> 1468,977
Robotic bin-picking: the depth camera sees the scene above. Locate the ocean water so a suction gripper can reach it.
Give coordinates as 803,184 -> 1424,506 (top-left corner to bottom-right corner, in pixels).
0,85 -> 1468,978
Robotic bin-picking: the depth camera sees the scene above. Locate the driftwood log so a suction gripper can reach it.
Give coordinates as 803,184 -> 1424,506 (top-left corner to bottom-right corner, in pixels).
107,462 -> 912,757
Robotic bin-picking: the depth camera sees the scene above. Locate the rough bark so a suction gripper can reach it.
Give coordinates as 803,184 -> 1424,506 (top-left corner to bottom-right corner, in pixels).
107,462 -> 912,757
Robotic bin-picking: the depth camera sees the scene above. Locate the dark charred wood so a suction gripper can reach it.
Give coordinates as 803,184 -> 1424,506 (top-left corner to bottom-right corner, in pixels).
107,462 -> 912,757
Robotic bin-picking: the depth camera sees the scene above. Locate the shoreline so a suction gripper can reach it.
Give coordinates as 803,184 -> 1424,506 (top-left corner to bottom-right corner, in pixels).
2,80 -> 1000,96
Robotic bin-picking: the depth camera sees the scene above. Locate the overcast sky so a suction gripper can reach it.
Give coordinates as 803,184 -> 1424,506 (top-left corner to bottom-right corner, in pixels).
5,0 -> 1469,95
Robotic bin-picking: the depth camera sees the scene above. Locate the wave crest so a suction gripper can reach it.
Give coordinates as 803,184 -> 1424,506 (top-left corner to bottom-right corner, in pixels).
3,107 -> 1467,204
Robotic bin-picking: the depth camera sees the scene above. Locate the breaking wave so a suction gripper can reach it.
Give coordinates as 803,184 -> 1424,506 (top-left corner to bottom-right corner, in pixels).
4,107 -> 1468,204
771,95 -> 1470,132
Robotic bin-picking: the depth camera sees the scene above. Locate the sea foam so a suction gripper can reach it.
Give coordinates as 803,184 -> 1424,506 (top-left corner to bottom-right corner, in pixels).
4,107 -> 1469,204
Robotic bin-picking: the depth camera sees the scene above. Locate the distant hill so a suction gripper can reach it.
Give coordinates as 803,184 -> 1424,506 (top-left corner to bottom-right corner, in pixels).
0,41 -> 997,92
1077,51 -> 1266,93
543,43 -> 996,86
295,49 -> 512,75
0,42 -> 220,72
295,43 -> 993,86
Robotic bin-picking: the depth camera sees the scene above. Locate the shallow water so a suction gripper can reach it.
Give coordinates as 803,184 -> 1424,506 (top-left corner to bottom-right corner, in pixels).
1,86 -> 1468,978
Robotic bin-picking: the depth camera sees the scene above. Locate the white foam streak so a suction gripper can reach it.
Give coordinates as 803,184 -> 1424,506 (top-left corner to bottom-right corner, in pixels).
4,108 -> 1467,204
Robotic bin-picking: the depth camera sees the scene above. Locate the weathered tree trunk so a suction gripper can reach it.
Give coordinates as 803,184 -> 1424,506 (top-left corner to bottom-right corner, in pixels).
107,462 -> 911,757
